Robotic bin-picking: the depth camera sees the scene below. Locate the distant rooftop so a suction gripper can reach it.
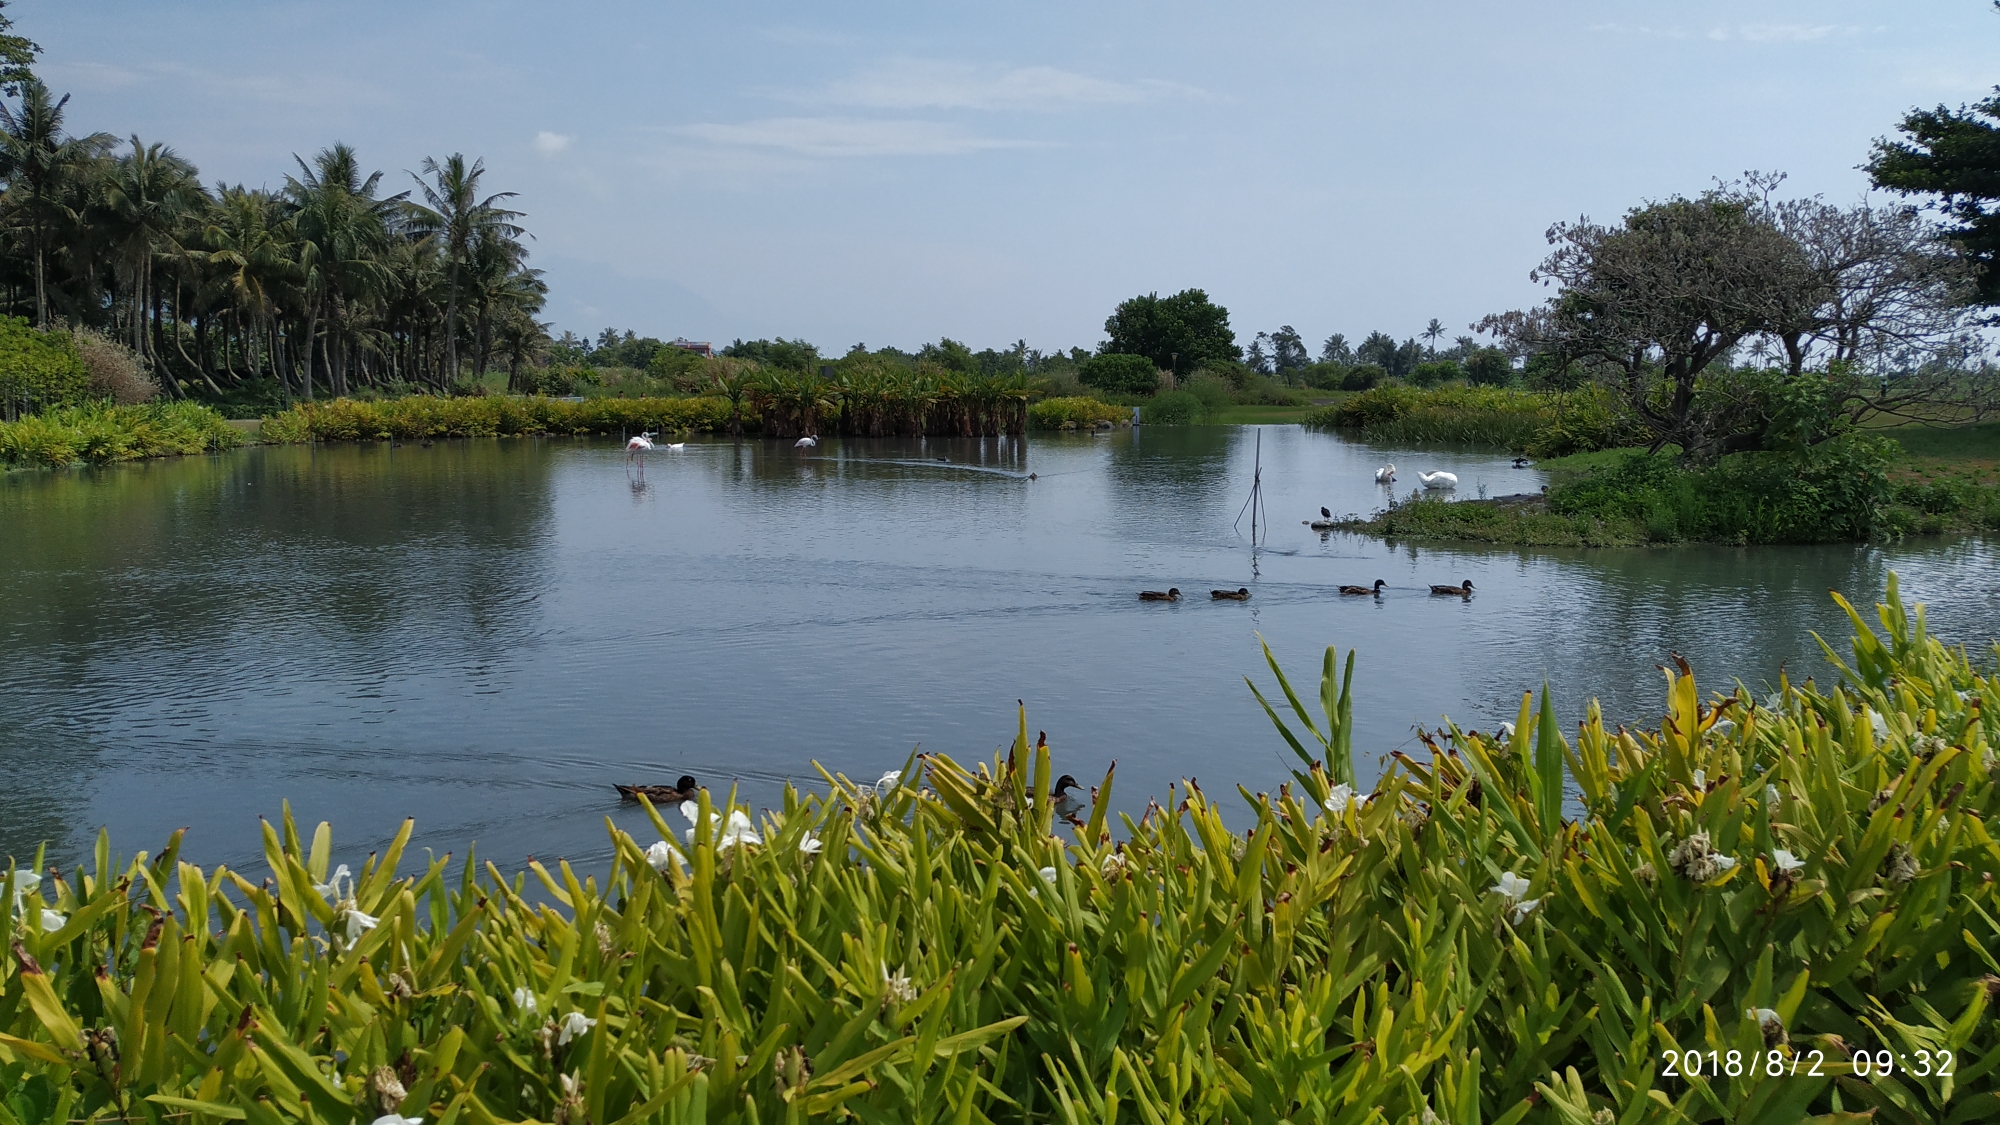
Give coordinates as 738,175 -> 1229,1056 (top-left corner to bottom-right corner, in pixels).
671,338 -> 715,358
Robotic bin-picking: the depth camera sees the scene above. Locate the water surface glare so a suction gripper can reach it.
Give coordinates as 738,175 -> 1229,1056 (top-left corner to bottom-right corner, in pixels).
3,429 -> 1995,874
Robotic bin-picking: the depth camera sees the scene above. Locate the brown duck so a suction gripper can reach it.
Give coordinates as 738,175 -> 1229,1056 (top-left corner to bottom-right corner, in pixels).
1339,579 -> 1386,596
615,774 -> 700,803
1211,587 -> 1250,600
1429,579 -> 1475,598
1138,588 -> 1180,601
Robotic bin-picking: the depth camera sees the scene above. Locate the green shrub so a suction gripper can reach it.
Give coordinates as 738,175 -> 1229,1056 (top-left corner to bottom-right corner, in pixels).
1079,352 -> 1161,395
0,401 -> 243,466
0,316 -> 90,418
1027,395 -> 1125,430
1141,388 -> 1204,424
3,578 -> 1995,1122
1181,372 -> 1237,411
1408,359 -> 1460,388
1548,433 -> 1894,543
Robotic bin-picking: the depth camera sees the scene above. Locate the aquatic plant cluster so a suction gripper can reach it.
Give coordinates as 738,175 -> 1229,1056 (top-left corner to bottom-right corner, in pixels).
257,397 -> 738,444
0,402 -> 242,467
749,366 -> 1040,439
2,579 -> 1997,1122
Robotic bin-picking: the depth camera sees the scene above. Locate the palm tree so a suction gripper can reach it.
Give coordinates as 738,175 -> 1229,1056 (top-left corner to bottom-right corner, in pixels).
0,78 -> 113,325
98,136 -> 204,375
406,154 -> 523,389
1422,318 -> 1446,359
201,186 -> 298,392
285,144 -> 401,397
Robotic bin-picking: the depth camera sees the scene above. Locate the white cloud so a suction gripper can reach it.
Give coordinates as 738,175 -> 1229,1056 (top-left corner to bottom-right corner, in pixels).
808,59 -> 1200,113
1707,24 -> 1861,43
534,131 -> 573,156
674,117 -> 1033,158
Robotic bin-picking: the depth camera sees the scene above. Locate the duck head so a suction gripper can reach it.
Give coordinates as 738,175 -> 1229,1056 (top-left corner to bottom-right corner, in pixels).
676,775 -> 699,793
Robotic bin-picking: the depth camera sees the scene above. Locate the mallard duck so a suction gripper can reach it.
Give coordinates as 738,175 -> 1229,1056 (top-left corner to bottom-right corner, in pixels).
1211,587 -> 1251,600
615,775 -> 700,803
1339,579 -> 1386,596
1138,587 -> 1181,601
1418,470 -> 1458,490
1429,579 -> 1474,597
1052,774 -> 1086,825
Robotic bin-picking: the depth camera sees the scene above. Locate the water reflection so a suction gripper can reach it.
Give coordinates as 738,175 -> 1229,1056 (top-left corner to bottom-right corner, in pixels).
1,430 -> 1994,878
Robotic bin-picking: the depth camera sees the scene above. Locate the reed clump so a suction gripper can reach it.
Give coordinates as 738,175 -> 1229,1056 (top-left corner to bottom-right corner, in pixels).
4,577 -> 1996,1122
1305,384 -> 1638,454
259,396 -> 737,443
0,402 -> 243,467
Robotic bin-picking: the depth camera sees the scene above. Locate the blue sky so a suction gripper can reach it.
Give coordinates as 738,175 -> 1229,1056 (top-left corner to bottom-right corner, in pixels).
22,1 -> 1999,355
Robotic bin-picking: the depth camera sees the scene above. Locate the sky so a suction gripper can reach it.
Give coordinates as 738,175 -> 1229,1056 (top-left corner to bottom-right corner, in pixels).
19,1 -> 1999,356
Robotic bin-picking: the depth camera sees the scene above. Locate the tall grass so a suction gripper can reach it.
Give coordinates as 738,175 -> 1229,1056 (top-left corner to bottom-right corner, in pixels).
4,578 -> 1995,1121
0,402 -> 243,467
259,396 -> 736,443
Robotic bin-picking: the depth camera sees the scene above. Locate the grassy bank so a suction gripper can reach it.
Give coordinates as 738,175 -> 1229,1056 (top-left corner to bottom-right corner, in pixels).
0,402 -> 243,468
3,579 -> 1995,1122
1338,425 -> 1998,547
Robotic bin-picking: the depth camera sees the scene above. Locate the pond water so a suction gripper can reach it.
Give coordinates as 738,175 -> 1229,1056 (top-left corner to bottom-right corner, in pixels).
3,427 -> 1996,875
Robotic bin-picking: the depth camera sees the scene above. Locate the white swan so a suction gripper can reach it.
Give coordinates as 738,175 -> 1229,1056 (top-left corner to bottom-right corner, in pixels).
794,435 -> 817,448
665,441 -> 686,451
1418,470 -> 1458,490
1374,463 -> 1396,483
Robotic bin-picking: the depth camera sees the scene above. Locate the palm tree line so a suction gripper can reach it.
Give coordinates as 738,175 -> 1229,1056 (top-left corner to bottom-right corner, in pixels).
0,76 -> 547,402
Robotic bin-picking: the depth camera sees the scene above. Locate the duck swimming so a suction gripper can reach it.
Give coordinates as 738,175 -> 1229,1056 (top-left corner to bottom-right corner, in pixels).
1339,579 -> 1386,596
1138,587 -> 1181,601
1428,579 -> 1474,597
615,775 -> 700,803
1211,587 -> 1251,600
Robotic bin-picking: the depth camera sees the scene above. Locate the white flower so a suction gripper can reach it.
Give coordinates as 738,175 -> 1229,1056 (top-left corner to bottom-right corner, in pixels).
557,1011 -> 595,1046
371,1116 -> 423,1125
1692,770 -> 1707,790
1762,691 -> 1784,712
643,840 -> 682,873
876,770 -> 903,796
1771,850 -> 1803,875
1766,784 -> 1781,808
881,964 -> 918,1004
1101,851 -> 1129,876
39,909 -> 64,932
1039,866 -> 1059,884
1712,855 -> 1738,874
1870,711 -> 1888,743
1323,784 -> 1359,817
343,908 -> 379,942
680,800 -> 716,845
798,833 -> 823,856
1490,872 -> 1541,923
313,864 -> 353,903
1498,722 -> 1516,739
717,810 -> 762,851
5,871 -> 39,907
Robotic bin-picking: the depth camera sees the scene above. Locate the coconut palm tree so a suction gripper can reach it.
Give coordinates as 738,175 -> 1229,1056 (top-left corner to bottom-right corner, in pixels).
97,136 -> 205,378
0,78 -> 113,325
406,153 -> 523,388
1422,317 -> 1447,359
285,144 -> 402,397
